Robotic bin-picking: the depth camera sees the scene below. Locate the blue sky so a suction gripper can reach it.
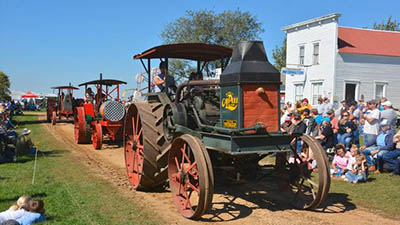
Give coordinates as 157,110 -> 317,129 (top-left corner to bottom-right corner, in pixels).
1,0 -> 399,97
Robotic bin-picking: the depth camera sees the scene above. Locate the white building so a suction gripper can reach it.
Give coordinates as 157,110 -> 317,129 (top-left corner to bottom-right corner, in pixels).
282,13 -> 400,109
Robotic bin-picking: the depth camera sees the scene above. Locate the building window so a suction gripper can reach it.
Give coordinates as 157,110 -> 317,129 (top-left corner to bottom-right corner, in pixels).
294,84 -> 304,101
313,43 -> 319,65
312,82 -> 323,105
299,45 -> 305,65
375,83 -> 387,100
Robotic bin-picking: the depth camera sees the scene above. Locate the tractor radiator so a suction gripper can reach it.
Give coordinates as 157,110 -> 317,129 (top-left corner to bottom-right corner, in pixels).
100,100 -> 125,122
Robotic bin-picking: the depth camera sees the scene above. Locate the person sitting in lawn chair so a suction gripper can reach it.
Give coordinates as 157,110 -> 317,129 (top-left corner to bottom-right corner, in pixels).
361,119 -> 395,173
382,129 -> 400,176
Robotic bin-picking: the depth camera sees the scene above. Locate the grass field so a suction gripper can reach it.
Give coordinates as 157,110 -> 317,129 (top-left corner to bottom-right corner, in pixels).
0,113 -> 161,225
329,133 -> 400,217
330,173 -> 400,217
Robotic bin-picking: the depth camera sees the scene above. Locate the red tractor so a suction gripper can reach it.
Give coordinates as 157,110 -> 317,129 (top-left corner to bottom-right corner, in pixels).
47,85 -> 79,125
74,74 -> 127,150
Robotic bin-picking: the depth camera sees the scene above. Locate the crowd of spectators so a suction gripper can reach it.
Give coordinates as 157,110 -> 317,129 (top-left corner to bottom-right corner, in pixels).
281,96 -> 400,182
0,101 -> 32,163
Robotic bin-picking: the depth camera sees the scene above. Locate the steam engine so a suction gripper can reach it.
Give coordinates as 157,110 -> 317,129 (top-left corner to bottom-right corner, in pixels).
163,41 -> 280,139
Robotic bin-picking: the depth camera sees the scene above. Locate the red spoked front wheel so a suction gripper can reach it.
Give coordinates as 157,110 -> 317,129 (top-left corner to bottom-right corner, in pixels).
168,134 -> 213,220
92,123 -> 103,150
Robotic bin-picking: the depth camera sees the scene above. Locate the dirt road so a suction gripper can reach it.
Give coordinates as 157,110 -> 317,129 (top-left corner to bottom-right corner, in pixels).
44,120 -> 397,225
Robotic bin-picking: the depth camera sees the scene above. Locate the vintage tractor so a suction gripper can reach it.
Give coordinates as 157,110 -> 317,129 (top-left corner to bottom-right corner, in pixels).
47,85 -> 79,125
74,74 -> 127,150
124,42 -> 330,219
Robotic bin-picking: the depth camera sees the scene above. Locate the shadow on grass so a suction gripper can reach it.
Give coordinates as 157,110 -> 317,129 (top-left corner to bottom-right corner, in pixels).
16,150 -> 70,164
1,150 -> 70,165
17,120 -> 73,126
0,193 -> 48,204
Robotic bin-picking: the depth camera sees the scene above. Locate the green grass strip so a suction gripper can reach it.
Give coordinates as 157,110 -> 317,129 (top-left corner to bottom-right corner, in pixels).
0,113 -> 161,225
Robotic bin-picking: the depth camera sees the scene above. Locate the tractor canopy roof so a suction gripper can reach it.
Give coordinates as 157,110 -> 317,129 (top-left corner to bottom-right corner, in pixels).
78,79 -> 127,86
133,43 -> 232,62
51,86 -> 79,90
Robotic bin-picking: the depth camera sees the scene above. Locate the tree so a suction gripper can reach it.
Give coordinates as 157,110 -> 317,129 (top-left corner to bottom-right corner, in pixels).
0,71 -> 11,101
272,38 -> 286,85
272,38 -> 286,72
373,15 -> 400,31
160,9 -> 264,79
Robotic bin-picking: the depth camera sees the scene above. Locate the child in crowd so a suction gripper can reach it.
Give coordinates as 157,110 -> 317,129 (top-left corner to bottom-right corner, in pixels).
345,145 -> 357,171
299,143 -> 317,170
345,154 -> 367,183
302,108 -> 315,135
330,144 -> 351,178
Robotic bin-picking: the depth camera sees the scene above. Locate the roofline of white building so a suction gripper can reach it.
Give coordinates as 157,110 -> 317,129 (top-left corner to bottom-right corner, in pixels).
339,25 -> 400,34
282,13 -> 341,32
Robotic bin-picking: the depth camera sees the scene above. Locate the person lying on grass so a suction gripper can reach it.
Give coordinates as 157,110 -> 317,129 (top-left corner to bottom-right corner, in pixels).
0,199 -> 45,225
330,144 -> 351,179
0,196 -> 31,223
15,200 -> 46,225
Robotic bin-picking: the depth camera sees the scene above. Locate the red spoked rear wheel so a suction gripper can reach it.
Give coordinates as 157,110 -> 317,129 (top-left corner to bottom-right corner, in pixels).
275,134 -> 330,209
74,107 -> 90,144
168,134 -> 213,220
51,111 -> 57,125
124,106 -> 144,188
92,123 -> 103,150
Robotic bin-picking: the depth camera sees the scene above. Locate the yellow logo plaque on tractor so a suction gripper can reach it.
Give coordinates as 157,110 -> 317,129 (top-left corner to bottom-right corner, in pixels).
223,120 -> 237,128
221,91 -> 238,111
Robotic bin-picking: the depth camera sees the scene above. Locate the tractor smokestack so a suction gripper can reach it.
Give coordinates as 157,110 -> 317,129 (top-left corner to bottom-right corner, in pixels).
220,41 -> 280,85
219,41 -> 280,132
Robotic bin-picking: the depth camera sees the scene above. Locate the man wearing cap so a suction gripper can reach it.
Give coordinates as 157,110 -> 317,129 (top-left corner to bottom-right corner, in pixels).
315,117 -> 334,150
360,99 -> 380,147
361,119 -> 395,172
326,109 -> 339,143
382,130 -> 400,176
291,113 -> 307,153
380,101 -> 397,130
338,100 -> 348,119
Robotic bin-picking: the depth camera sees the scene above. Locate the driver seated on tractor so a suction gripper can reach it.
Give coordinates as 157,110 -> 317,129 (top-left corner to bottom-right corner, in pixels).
153,61 -> 177,94
85,88 -> 94,103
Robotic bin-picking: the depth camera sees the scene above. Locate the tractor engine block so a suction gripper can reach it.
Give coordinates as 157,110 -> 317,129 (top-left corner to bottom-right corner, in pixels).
188,87 -> 220,126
